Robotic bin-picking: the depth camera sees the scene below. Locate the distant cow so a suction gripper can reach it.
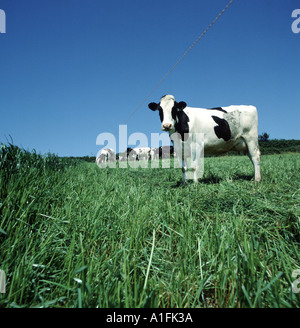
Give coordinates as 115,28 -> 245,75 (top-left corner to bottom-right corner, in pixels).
96,148 -> 116,166
117,148 -> 137,162
150,148 -> 158,160
159,146 -> 174,159
148,95 -> 261,183
132,147 -> 151,161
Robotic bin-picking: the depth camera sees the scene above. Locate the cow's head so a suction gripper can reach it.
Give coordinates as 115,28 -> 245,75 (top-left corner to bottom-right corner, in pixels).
148,95 -> 187,132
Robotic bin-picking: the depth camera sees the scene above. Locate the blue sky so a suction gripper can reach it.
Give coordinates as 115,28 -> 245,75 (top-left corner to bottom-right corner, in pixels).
0,0 -> 299,156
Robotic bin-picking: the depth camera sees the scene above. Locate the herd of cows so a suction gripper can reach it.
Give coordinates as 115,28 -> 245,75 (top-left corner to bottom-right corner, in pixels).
96,145 -> 175,165
96,95 -> 261,183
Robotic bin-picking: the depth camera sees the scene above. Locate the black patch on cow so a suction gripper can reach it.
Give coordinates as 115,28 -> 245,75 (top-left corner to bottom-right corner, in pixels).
148,102 -> 164,122
175,111 -> 190,141
172,101 -> 187,121
209,107 -> 228,113
211,115 -> 231,141
171,106 -> 177,120
158,106 -> 164,122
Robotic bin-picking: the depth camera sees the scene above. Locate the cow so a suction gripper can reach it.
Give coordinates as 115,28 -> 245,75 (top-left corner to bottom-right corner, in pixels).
160,145 -> 174,159
117,148 -> 137,162
150,148 -> 158,160
132,147 -> 151,161
148,95 -> 261,184
96,148 -> 116,166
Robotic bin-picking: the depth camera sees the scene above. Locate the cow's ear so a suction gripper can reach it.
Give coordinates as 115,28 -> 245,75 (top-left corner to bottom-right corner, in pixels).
175,101 -> 187,110
148,102 -> 159,111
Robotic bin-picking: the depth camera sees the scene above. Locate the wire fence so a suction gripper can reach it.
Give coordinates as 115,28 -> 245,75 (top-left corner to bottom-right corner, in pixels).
123,0 -> 236,125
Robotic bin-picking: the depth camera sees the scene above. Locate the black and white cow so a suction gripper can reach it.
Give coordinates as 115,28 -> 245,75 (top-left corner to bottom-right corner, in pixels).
150,148 -> 158,160
132,147 -> 151,161
148,95 -> 261,183
96,148 -> 116,166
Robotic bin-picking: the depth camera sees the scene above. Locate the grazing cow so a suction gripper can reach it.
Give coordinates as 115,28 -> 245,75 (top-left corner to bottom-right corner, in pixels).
148,95 -> 261,183
96,148 -> 116,166
132,147 -> 151,161
150,148 -> 158,160
117,148 -> 136,162
160,145 -> 174,159
127,147 -> 137,161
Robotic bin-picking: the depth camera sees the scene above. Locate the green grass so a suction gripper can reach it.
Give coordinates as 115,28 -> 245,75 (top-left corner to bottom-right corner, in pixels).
0,144 -> 299,308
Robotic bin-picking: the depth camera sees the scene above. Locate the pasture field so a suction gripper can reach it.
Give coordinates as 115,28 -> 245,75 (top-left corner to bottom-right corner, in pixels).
0,145 -> 299,308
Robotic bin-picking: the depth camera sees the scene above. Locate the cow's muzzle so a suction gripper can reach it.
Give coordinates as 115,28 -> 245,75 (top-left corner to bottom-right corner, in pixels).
162,123 -> 172,131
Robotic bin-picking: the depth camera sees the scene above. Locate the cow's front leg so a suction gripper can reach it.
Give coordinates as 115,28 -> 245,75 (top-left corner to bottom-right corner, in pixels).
190,142 -> 202,184
181,159 -> 188,184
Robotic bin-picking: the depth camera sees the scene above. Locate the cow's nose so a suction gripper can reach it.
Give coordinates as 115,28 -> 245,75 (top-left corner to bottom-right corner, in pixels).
162,123 -> 172,131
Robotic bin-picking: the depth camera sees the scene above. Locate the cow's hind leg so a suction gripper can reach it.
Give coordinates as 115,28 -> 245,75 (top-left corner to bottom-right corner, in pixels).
244,138 -> 261,182
181,159 -> 188,184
